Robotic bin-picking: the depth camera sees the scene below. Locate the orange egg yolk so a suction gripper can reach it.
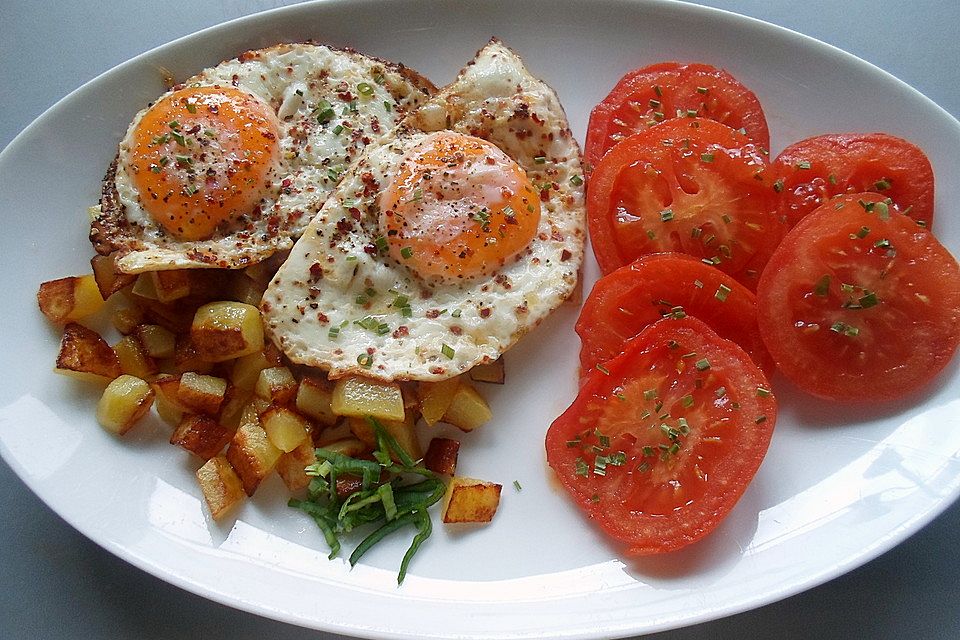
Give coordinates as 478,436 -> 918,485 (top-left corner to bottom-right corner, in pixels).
128,85 -> 280,241
379,131 -> 541,281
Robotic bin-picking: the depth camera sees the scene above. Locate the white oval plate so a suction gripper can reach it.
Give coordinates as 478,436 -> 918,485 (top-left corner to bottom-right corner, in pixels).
2,1 -> 959,638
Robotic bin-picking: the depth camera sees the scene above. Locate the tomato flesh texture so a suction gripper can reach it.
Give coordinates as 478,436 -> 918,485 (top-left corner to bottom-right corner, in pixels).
588,118 -> 782,289
546,316 -> 777,555
585,62 -> 770,168
576,252 -> 774,376
772,133 -> 935,229
757,193 -> 960,401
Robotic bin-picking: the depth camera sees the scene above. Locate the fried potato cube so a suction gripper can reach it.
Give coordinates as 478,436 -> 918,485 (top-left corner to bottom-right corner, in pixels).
196,455 -> 245,519
469,358 -> 505,384
230,344 -> 281,391
255,366 -> 298,405
441,383 -> 492,432
317,437 -> 368,458
172,336 -> 214,375
423,437 -> 460,475
417,377 -> 461,426
138,297 -> 196,334
114,335 -> 159,380
38,275 -> 106,324
218,388 -> 251,432
230,274 -> 266,307
134,324 -> 176,359
225,420 -> 282,496
275,438 -> 316,491
55,323 -> 122,383
96,374 -> 155,435
331,376 -> 405,421
150,374 -> 187,425
239,397 -> 271,430
191,301 -> 264,362
442,477 -> 502,523
90,254 -> 136,299
349,412 -> 422,460
259,405 -> 309,452
131,273 -> 159,300
295,377 -> 338,426
170,414 -> 232,460
149,270 -> 192,303
178,372 -> 227,415
112,306 -> 145,335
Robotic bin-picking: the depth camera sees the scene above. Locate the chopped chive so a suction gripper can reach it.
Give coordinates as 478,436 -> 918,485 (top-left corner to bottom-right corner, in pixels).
755,415 -> 767,424
534,156 -> 547,164
643,388 -> 657,401
570,174 -> 583,187
694,358 -> 710,371
693,279 -> 703,288
328,326 -> 340,340
756,387 -> 772,398
332,124 -> 344,135
858,292 -> 879,308
796,160 -> 812,170
357,353 -> 374,368
513,480 -> 522,492
696,86 -> 708,94
660,209 -> 675,222
715,284 -> 731,302
595,364 -> 610,375
773,178 -> 785,193
681,394 -> 694,408
400,246 -> 414,259
814,274 -> 831,296
375,236 -> 388,253
828,173 -> 838,185
875,201 -> 891,220
874,178 -> 892,191
653,84 -> 663,97
315,100 -> 335,123
357,82 -> 375,96
700,152 -> 715,163
575,458 -> 589,477
441,344 -> 455,360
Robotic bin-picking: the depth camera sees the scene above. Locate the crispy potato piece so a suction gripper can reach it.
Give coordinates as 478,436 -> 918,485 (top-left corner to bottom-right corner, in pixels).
442,477 -> 502,523
441,383 -> 492,432
191,301 -> 264,362
131,273 -> 159,300
55,323 -> 121,383
295,377 -> 338,426
275,438 -> 316,491
331,376 -> 405,421
178,372 -> 227,415
469,358 -> 505,384
150,374 -> 187,425
218,388 -> 251,432
259,404 -> 310,452
172,336 -> 214,375
225,419 -> 282,496
38,275 -> 106,324
149,270 -> 192,303
170,414 -> 232,460
196,455 -> 245,519
90,254 -> 136,299
230,274 -> 266,307
417,377 -> 461,426
134,324 -> 176,359
114,335 -> 158,379
137,297 -> 196,334
317,437 -> 367,457
255,366 -> 298,405
349,413 -> 421,460
230,345 -> 282,391
112,306 -> 145,335
423,438 -> 460,475
96,374 -> 155,435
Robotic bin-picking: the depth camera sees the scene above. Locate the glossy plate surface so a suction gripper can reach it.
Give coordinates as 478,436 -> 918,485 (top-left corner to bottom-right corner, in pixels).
1,1 -> 959,638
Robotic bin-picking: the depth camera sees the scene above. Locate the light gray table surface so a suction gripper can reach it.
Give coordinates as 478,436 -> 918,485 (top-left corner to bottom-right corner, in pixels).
2,1 -> 958,638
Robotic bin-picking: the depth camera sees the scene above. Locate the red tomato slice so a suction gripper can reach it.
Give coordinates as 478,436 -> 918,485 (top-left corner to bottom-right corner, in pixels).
772,133 -> 935,229
585,62 -> 770,169
587,117 -> 783,289
546,316 -> 777,555
757,193 -> 960,401
576,252 -> 774,376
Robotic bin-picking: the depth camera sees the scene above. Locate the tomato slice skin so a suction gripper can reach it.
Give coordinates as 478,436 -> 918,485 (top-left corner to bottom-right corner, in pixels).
576,252 -> 774,377
546,316 -> 777,555
757,193 -> 960,401
772,133 -> 935,229
585,62 -> 770,169
587,118 -> 782,289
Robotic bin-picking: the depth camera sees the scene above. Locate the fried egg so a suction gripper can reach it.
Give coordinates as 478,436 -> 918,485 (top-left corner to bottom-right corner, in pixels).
261,40 -> 586,381
91,43 -> 435,273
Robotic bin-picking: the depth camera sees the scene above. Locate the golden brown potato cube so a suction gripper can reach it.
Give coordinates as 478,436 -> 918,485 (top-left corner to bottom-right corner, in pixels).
316,437 -> 367,458
151,375 -> 186,426
225,420 -> 282,496
255,366 -> 298,405
172,336 -> 214,375
38,275 -> 106,324
239,396 -> 271,432
112,306 -> 145,335
348,413 -> 421,460
134,324 -> 176,359
96,374 -> 155,435
55,323 -> 122,383
191,301 -> 264,362
90,254 -> 136,299
423,438 -> 460,476
218,388 -> 251,432
178,372 -> 227,415
275,438 -> 316,491
416,377 -> 461,427
259,404 -> 310,453
442,477 -> 502,523
230,274 -> 266,307
230,345 -> 281,391
149,270 -> 192,303
196,455 -> 245,519
295,377 -> 338,426
469,358 -> 505,384
138,298 -> 196,335
131,273 -> 159,300
170,414 -> 232,460
331,376 -> 405,421
441,383 -> 492,432
114,335 -> 159,380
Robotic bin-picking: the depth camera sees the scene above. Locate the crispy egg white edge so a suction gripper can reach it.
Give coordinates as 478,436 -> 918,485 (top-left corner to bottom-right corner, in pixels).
261,39 -> 586,382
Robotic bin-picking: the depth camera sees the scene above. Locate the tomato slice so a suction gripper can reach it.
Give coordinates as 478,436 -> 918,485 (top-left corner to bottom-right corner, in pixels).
772,133 -> 935,229
576,252 -> 774,376
587,117 -> 783,289
757,193 -> 960,401
585,62 -> 770,169
546,316 -> 776,555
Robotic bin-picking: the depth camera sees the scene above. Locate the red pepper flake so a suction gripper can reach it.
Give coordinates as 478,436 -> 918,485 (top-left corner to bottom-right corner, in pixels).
363,244 -> 377,255
361,172 -> 380,197
309,262 -> 324,280
479,307 -> 491,319
425,309 -> 441,319
450,326 -> 463,336
560,249 -> 572,262
392,326 -> 409,338
336,218 -> 354,234
430,366 -> 446,375
348,207 -> 361,220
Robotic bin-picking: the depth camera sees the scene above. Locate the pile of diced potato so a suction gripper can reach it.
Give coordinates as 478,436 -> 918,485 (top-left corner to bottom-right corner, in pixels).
38,260 -> 504,525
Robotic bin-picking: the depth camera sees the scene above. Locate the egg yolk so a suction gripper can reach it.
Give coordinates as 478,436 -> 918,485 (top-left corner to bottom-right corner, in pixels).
128,85 -> 281,241
379,131 -> 541,281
